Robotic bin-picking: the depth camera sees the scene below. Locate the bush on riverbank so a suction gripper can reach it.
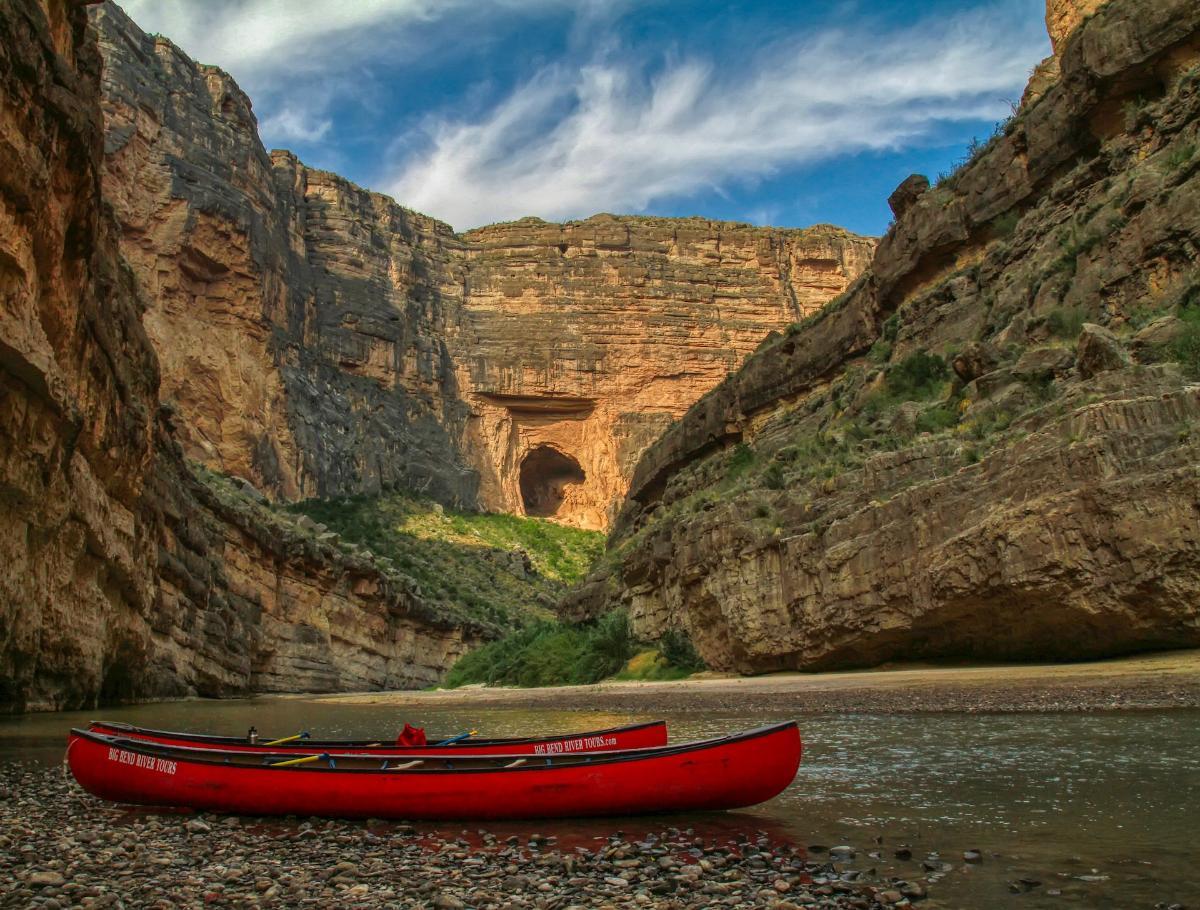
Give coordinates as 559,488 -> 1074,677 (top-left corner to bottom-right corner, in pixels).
442,612 -> 705,688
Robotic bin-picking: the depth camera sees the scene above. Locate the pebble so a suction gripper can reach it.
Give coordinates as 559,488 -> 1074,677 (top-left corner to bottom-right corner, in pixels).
0,763 -> 962,909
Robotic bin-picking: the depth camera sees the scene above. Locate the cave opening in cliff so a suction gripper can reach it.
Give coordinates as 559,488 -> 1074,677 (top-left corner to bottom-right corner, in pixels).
520,445 -> 585,518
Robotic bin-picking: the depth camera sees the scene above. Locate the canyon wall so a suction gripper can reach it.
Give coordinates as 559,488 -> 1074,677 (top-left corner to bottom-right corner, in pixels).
96,3 -> 478,507
91,4 -> 872,530
458,218 -> 872,528
0,0 -> 484,712
594,0 -> 1200,671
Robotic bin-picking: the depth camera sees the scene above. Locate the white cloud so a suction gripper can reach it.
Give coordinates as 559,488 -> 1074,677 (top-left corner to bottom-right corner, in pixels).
387,5 -> 1049,229
258,105 -> 332,144
113,0 -> 570,79
111,0 -> 578,158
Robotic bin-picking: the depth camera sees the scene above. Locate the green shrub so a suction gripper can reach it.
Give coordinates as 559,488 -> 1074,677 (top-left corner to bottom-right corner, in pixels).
992,210 -> 1021,238
441,610 -> 709,689
970,409 -> 1013,440
886,351 -> 950,400
1170,306 -> 1200,378
725,443 -> 756,480
1166,142 -> 1196,172
581,610 -> 634,680
763,461 -> 785,490
915,406 -> 959,434
1046,306 -> 1089,340
869,339 -> 893,364
881,313 -> 901,343
659,629 -> 707,672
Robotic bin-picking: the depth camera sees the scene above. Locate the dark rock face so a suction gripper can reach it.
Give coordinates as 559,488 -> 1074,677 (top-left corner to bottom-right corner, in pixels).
0,0 -> 483,712
887,174 -> 931,221
952,341 -> 1002,383
600,0 -> 1200,672
1076,323 -> 1129,377
95,4 -> 479,508
90,6 -> 874,530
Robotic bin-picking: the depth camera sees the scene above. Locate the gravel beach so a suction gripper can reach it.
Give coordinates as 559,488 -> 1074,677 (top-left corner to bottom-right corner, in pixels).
1,764 -> 947,909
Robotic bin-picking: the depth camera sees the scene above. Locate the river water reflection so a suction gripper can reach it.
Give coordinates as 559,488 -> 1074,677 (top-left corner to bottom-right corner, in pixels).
2,699 -> 1196,909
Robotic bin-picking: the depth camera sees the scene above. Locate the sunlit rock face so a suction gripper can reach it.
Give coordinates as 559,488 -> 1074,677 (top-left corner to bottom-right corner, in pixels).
457,217 -> 874,529
1046,0 -> 1108,53
90,5 -> 874,530
597,0 -> 1200,671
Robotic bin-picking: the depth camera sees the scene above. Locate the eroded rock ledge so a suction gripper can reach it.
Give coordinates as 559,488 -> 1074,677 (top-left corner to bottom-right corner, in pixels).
0,0 -> 483,712
593,0 -> 1200,671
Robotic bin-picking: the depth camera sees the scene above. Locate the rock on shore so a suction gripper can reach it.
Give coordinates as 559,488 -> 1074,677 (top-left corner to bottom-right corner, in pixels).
0,764 -> 934,909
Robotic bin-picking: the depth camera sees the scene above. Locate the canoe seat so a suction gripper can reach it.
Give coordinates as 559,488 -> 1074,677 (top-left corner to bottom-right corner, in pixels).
391,760 -> 422,770
505,759 -> 526,768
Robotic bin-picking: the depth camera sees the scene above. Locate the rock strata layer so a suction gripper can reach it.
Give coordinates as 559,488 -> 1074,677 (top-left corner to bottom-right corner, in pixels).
91,4 -> 873,529
595,0 -> 1200,671
0,0 -> 483,712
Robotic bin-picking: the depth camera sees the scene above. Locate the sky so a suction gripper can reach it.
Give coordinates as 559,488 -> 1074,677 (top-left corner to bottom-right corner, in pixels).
112,0 -> 1050,236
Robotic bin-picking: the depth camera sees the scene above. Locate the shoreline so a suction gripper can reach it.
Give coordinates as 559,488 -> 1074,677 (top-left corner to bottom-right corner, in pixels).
315,649 -> 1200,714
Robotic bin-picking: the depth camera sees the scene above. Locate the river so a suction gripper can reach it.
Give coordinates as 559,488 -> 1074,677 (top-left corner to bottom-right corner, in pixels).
2,697 -> 1197,909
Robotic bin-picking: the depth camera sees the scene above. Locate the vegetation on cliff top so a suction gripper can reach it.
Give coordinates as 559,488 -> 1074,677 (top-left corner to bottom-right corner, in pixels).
604,57 -> 1200,660
192,468 -> 604,630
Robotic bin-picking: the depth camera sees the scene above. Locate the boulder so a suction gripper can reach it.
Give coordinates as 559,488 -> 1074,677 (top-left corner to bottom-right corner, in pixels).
1132,315 -> 1186,359
888,174 -> 931,221
952,341 -> 1002,383
1076,324 -> 1129,378
1012,346 -> 1074,380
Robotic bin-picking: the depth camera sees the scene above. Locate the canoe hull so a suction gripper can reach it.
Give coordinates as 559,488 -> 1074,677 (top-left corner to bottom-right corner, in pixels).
67,725 -> 802,820
87,720 -> 667,756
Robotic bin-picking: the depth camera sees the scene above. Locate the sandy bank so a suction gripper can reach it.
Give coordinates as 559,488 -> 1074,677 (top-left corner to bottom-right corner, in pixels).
314,650 -> 1200,714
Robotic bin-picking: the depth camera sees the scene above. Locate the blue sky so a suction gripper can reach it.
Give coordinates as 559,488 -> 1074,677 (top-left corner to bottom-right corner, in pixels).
114,0 -> 1049,236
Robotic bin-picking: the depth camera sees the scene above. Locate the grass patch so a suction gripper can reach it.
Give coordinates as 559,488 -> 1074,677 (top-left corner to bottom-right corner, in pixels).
991,210 -> 1021,239
288,493 -> 604,627
1165,142 -> 1196,172
915,405 -> 959,434
1170,306 -> 1200,378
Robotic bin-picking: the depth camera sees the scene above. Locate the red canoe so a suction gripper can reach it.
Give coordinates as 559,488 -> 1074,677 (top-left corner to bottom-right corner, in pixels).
87,720 -> 667,756
67,723 -> 802,820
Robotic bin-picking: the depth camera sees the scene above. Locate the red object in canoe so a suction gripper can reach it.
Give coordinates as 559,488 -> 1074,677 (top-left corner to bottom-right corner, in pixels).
66,723 -> 802,820
86,720 -> 667,756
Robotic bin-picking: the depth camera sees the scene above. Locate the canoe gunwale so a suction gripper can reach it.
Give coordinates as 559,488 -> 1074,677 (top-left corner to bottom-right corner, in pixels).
86,719 -> 667,749
70,722 -> 800,775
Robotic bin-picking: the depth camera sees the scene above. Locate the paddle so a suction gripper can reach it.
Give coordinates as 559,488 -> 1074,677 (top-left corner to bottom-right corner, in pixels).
269,752 -> 329,767
263,732 -> 311,746
433,730 -> 478,746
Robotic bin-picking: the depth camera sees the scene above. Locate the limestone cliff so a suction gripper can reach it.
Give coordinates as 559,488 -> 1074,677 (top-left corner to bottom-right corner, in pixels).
96,3 -> 478,507
457,217 -> 872,528
595,0 -> 1200,671
90,4 -> 873,530
0,0 -> 484,712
